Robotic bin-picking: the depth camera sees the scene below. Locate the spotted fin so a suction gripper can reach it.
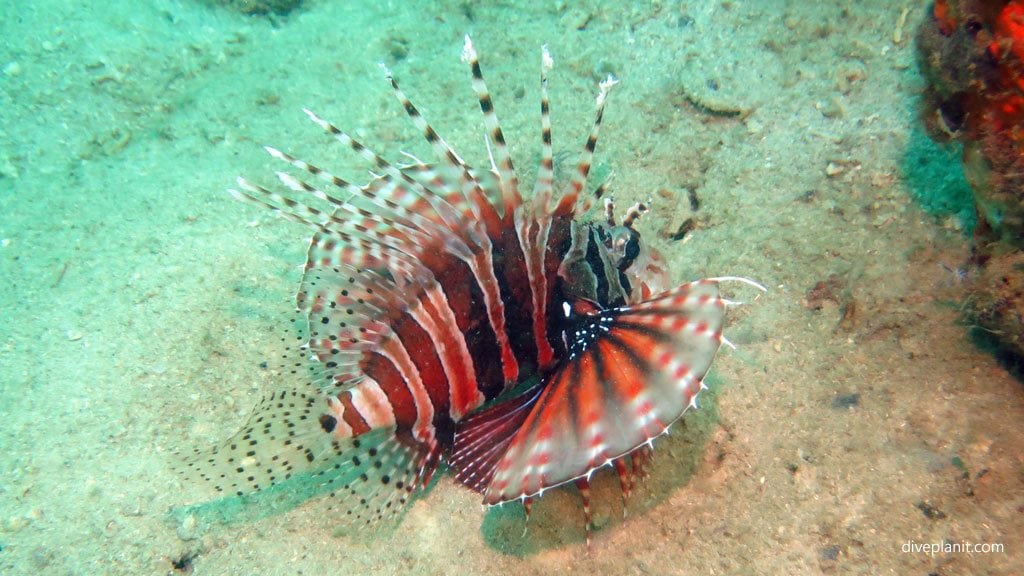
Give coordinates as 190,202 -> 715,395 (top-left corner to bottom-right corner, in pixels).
296,263 -> 405,394
175,385 -> 436,530
316,429 -> 431,529
482,279 -> 735,505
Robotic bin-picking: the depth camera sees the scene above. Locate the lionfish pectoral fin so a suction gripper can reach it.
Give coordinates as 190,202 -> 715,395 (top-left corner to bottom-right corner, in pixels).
449,383 -> 546,493
482,279 -> 740,507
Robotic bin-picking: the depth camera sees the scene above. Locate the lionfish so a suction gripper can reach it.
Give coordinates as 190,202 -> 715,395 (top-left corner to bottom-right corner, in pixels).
179,36 -> 762,545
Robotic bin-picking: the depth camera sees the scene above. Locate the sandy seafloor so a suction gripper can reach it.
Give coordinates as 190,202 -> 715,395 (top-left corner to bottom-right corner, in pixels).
2,0 -> 1023,574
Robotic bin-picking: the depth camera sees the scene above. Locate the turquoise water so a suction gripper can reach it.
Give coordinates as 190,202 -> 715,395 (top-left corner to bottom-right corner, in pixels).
1,1 -> 1020,574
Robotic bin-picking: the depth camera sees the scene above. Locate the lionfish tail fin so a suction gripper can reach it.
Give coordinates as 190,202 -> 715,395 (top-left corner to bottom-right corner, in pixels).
483,279 -> 740,505
175,384 -> 436,531
176,390 -> 334,496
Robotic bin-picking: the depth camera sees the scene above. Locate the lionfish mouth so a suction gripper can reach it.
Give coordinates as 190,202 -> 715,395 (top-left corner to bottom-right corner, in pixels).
178,35 -> 764,547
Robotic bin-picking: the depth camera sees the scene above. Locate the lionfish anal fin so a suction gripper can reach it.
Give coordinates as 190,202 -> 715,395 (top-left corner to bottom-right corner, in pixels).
449,384 -> 545,493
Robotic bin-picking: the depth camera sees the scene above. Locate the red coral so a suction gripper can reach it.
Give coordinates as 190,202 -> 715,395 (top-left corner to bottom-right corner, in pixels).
934,0 -> 957,35
986,2 -> 1024,136
917,0 -> 1024,246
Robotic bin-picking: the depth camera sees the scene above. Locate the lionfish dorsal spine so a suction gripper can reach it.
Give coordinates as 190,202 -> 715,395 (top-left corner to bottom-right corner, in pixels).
230,178 -> 420,281
462,35 -> 521,212
381,65 -> 498,229
531,45 -> 556,217
558,74 -> 617,218
263,145 -> 434,247
301,109 -> 470,234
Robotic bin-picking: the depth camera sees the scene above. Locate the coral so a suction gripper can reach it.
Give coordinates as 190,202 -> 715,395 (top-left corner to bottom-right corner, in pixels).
917,0 -> 1024,247
918,1 -> 1024,364
969,250 -> 1024,360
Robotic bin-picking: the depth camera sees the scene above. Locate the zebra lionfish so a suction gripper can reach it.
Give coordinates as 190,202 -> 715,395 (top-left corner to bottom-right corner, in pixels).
180,36 -> 762,545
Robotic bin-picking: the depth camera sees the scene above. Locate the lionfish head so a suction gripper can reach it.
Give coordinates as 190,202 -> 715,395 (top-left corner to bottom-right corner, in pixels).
560,200 -> 671,308
600,218 -> 671,301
